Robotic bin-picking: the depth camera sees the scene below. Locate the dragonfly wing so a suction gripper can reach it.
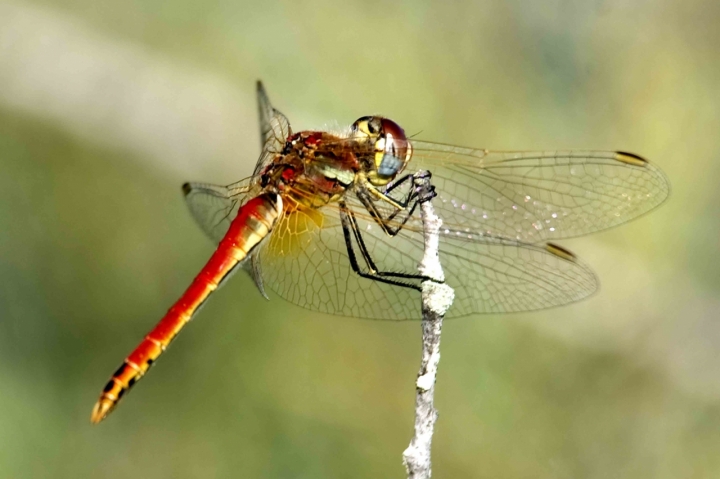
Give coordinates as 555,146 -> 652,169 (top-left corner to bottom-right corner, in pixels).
182,179 -> 255,243
435,233 -> 597,315
342,194 -> 597,316
254,81 -> 292,176
410,143 -> 670,243
257,193 -> 597,319
256,80 -> 275,150
257,202 -> 424,320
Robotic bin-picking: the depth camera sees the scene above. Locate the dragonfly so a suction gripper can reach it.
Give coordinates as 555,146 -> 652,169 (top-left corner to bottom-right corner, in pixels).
90,81 -> 669,424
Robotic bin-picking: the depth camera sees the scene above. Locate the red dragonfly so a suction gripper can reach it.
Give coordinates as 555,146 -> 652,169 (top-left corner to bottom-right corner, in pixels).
91,82 -> 669,423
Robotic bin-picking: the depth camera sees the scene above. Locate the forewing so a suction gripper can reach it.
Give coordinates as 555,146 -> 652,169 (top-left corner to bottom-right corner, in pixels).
182,179 -> 255,243
409,143 -> 670,243
254,81 -> 292,176
256,80 -> 275,150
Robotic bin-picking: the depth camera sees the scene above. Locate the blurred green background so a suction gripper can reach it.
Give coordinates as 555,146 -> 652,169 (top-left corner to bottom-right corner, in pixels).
1,0 -> 719,477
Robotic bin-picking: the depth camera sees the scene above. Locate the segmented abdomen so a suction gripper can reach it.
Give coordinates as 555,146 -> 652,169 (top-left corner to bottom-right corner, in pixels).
91,193 -> 281,424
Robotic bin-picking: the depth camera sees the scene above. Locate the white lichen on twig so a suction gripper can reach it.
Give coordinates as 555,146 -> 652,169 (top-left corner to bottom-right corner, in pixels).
402,172 -> 455,479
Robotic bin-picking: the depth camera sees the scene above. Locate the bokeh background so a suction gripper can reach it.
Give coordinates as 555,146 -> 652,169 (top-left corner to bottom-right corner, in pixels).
1,0 -> 719,477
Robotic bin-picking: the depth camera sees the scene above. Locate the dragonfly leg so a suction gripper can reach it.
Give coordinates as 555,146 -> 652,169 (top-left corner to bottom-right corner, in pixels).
339,201 -> 435,290
359,171 -> 437,237
383,172 -> 416,199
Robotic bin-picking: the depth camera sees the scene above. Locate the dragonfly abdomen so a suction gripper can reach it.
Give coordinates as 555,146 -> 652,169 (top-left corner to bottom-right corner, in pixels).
91,193 -> 282,424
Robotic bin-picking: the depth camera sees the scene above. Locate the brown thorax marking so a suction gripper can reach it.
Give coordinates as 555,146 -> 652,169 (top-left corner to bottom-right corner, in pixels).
262,130 -> 363,210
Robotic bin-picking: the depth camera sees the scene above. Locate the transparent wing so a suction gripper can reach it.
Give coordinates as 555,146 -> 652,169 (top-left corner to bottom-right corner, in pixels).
256,80 -> 276,150
183,83 -> 291,242
182,179 -> 256,243
435,233 -> 597,315
257,206 -> 420,320
254,81 -> 292,176
256,195 -> 597,320
183,82 -> 292,242
406,143 -> 669,243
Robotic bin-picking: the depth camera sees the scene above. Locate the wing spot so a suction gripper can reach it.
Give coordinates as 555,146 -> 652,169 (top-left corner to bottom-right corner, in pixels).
545,243 -> 577,261
615,151 -> 648,166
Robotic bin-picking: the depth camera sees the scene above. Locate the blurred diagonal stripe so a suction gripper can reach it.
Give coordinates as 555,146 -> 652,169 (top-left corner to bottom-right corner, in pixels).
0,1 -> 256,179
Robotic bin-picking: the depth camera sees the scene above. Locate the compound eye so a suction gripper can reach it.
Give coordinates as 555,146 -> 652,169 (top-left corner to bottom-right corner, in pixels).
372,118 -> 412,183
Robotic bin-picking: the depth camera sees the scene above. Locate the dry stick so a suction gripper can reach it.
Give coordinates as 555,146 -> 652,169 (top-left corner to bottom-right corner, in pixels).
402,172 -> 455,479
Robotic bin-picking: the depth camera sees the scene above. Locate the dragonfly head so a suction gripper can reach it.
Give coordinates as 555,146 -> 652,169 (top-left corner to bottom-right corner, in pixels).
350,116 -> 413,186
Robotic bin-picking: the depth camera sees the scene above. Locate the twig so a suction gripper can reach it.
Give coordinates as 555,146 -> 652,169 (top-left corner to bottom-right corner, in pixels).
402,172 -> 455,479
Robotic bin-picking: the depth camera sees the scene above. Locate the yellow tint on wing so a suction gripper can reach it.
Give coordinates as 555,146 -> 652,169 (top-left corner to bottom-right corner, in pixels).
266,203 -> 325,258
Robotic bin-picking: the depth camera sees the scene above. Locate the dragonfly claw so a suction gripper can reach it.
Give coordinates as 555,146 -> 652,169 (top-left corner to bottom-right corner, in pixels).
413,171 -> 437,203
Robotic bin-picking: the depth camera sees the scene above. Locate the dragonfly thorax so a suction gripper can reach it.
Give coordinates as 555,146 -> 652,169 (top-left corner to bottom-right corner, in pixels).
260,131 -> 359,210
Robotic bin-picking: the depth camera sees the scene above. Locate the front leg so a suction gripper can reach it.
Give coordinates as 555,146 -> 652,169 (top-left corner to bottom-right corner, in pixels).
359,171 -> 437,237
